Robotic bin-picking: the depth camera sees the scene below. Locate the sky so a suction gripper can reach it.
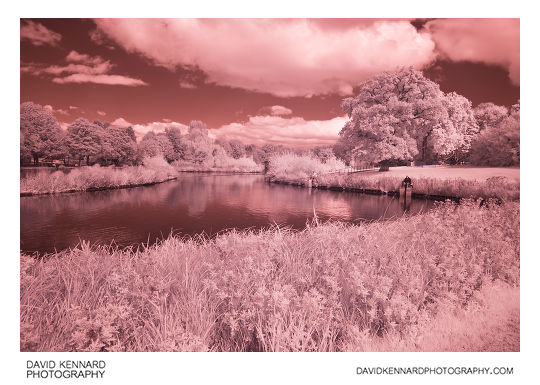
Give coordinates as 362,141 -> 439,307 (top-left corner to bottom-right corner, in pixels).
20,18 -> 520,147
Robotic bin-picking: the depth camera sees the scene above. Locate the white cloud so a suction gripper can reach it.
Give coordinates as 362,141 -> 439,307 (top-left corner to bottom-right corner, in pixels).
111,118 -> 189,140
44,104 -> 69,115
210,115 -> 347,147
20,21 -> 62,46
21,50 -> 148,87
269,105 -> 293,116
95,19 -> 436,97
425,19 -> 520,85
97,111 -> 106,116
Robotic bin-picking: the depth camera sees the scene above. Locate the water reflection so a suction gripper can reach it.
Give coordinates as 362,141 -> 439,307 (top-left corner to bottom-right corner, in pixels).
20,174 -> 434,254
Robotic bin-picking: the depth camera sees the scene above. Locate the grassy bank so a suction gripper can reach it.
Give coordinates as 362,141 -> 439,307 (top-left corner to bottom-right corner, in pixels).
173,157 -> 263,173
266,155 -> 520,201
20,157 -> 178,196
21,200 -> 519,352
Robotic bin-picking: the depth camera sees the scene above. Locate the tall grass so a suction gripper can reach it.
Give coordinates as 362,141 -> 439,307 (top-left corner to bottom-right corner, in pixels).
315,173 -> 520,201
173,156 -> 263,173
21,200 -> 519,352
20,156 -> 178,195
267,155 -> 519,201
267,153 -> 346,181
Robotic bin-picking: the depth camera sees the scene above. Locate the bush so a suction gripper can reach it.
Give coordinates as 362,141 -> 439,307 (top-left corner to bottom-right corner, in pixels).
267,153 -> 346,182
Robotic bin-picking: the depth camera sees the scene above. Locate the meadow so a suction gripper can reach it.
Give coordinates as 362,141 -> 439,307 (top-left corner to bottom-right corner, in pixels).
266,154 -> 520,201
20,200 -> 519,352
20,157 -> 177,196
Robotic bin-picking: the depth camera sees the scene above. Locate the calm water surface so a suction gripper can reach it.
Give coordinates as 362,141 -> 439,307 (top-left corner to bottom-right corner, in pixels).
20,173 -> 434,254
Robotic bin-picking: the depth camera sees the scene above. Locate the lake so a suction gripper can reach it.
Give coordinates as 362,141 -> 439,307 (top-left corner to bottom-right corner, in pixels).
20,173 -> 435,254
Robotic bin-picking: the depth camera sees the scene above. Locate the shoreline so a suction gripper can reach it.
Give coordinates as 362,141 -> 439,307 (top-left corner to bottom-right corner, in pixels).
267,177 -> 463,202
20,176 -> 178,197
177,169 -> 263,175
265,172 -> 519,202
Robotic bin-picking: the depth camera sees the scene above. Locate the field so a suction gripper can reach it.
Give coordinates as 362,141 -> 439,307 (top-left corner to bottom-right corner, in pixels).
20,200 -> 519,352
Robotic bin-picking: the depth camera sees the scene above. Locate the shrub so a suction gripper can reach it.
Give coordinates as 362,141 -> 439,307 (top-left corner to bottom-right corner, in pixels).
267,153 -> 346,182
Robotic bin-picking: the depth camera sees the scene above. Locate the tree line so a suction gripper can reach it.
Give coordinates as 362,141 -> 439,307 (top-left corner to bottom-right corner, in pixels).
21,68 -> 520,169
20,102 -> 291,168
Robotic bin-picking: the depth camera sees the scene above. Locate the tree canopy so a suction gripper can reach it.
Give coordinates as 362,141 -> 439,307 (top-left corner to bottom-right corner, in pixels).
337,68 -> 478,164
20,102 -> 63,164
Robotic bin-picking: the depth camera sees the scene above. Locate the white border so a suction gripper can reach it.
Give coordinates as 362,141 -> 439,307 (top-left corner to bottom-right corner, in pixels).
4,1 -> 538,384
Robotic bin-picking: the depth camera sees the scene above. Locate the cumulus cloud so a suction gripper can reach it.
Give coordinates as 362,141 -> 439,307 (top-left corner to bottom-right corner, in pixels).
20,21 -> 62,46
44,104 -> 69,115
97,110 -> 106,116
94,19 -> 436,97
52,73 -> 147,86
21,50 -> 148,86
269,105 -> 293,116
111,118 -> 188,139
210,115 -> 347,147
425,19 -> 520,85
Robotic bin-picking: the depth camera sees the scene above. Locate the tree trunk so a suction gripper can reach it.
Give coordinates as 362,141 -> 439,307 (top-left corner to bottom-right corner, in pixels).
33,154 -> 39,166
420,136 -> 426,162
86,155 -> 90,165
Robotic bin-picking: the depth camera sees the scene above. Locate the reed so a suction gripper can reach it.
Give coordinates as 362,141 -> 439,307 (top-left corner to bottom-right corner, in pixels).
21,200 -> 519,352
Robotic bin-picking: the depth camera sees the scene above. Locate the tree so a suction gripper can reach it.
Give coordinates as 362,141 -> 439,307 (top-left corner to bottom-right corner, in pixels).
99,125 -> 137,165
139,132 -> 175,162
441,92 -> 479,163
338,68 -> 478,164
469,114 -> 519,167
473,102 -> 508,132
228,139 -> 246,159
165,126 -> 185,161
65,118 -> 103,165
20,102 -> 63,165
311,146 -> 335,163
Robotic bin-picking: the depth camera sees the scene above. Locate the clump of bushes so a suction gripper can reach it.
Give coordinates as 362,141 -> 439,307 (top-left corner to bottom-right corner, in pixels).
21,200 -> 519,352
267,153 -> 346,183
173,155 -> 262,173
20,156 -> 177,195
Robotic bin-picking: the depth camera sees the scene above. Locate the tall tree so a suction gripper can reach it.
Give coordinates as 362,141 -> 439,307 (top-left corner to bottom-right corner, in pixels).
473,102 -> 508,132
99,124 -> 138,165
227,139 -> 246,159
139,132 -> 175,162
338,68 -> 478,164
469,113 -> 519,167
20,102 -> 63,165
65,118 -> 103,166
165,126 -> 185,161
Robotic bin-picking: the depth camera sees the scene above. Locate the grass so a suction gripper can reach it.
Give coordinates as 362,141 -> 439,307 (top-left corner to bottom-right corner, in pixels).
20,156 -> 178,196
266,155 -> 520,201
20,200 -> 519,352
173,156 -> 263,173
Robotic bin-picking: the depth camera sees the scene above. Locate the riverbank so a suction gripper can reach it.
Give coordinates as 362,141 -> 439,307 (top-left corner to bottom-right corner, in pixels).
267,166 -> 520,201
21,200 -> 519,352
20,157 -> 177,196
173,158 -> 263,173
